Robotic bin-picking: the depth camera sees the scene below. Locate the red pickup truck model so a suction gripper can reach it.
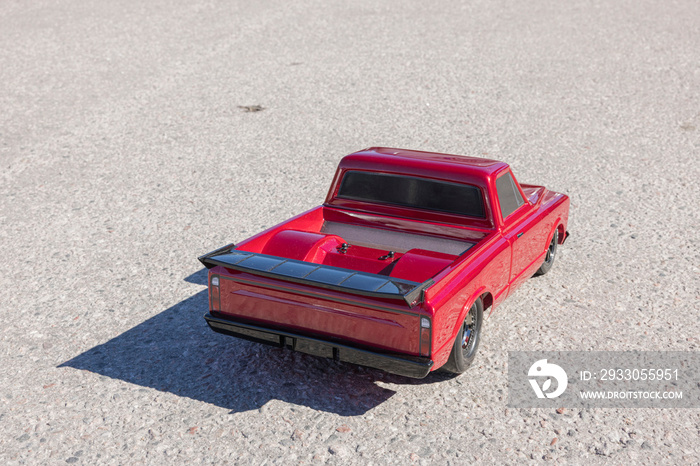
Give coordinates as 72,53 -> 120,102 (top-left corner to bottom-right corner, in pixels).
199,147 -> 569,378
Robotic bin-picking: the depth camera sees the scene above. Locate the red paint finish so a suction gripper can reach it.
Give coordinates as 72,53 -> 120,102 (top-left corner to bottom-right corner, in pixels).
213,271 -> 423,354
390,249 -> 456,283
205,147 -> 569,374
262,230 -> 345,263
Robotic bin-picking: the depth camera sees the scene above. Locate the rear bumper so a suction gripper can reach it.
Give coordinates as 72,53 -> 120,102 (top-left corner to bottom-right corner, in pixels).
204,313 -> 434,378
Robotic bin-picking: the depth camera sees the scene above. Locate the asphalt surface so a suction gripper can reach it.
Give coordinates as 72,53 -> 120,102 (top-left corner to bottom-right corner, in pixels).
1,0 -> 699,464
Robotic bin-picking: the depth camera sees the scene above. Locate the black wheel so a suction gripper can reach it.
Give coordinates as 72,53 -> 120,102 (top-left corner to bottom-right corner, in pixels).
442,298 -> 483,374
535,229 -> 558,276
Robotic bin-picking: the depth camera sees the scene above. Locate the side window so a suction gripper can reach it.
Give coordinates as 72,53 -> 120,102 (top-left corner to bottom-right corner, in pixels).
496,171 -> 524,220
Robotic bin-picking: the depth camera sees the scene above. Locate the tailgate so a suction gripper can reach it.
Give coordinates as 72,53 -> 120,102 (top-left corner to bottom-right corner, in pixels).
199,245 -> 433,355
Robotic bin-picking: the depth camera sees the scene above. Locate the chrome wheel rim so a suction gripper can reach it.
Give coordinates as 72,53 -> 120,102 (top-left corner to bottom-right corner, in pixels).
461,305 -> 478,357
545,231 -> 558,264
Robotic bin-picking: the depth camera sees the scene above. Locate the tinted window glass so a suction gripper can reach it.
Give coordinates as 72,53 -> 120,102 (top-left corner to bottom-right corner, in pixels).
337,171 -> 485,218
496,171 -> 524,219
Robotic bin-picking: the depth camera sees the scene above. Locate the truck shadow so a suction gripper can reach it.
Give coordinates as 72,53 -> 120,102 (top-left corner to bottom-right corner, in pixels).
60,269 -> 451,416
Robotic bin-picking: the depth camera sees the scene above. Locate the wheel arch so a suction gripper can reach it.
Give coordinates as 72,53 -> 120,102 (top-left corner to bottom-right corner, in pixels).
556,223 -> 566,244
545,219 -> 563,251
449,288 -> 487,343
481,291 -> 494,317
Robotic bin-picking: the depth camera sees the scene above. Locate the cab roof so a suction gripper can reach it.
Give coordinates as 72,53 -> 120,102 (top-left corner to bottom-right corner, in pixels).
338,147 -> 509,186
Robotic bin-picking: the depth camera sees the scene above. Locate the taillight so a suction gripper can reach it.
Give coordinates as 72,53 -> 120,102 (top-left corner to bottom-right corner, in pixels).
210,275 -> 221,312
419,317 -> 431,357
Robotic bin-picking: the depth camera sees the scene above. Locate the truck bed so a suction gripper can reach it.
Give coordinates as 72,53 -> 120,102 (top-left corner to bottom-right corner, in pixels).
198,206 -> 488,367
199,204 -> 487,306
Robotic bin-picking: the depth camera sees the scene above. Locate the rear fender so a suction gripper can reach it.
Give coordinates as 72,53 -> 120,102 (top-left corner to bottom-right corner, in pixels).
544,219 -> 562,253
431,287 -> 487,369
450,286 -> 487,345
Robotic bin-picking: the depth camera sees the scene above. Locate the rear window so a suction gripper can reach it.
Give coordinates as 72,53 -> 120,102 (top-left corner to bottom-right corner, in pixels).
337,171 -> 485,218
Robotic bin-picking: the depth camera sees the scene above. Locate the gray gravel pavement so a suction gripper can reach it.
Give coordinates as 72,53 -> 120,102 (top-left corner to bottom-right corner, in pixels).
1,0 -> 699,464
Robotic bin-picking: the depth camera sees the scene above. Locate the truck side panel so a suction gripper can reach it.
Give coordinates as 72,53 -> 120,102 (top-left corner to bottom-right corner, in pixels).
426,192 -> 569,370
425,234 -> 511,368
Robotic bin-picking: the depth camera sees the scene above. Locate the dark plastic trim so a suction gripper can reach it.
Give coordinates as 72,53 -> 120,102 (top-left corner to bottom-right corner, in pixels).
199,248 -> 433,307
198,243 -> 236,268
204,313 -> 434,378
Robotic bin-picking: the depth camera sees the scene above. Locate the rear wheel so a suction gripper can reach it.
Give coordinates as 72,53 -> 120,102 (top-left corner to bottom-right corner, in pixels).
442,298 -> 483,374
535,229 -> 558,276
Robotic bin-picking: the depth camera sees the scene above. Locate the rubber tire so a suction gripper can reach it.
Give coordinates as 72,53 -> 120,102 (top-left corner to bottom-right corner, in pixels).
535,229 -> 558,276
442,298 -> 483,374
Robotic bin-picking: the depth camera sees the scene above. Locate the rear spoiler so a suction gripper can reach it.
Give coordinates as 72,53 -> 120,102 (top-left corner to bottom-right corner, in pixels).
198,244 -> 433,307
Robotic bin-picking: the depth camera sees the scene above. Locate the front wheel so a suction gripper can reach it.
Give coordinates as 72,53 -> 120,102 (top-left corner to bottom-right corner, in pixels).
535,229 -> 559,276
442,298 -> 483,374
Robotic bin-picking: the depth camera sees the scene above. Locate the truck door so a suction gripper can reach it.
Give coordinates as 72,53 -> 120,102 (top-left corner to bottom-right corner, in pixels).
495,171 -> 539,291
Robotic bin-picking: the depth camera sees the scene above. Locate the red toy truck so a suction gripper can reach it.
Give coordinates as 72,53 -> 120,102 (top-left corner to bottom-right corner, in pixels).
199,148 -> 569,378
